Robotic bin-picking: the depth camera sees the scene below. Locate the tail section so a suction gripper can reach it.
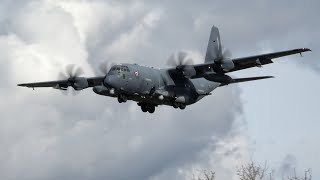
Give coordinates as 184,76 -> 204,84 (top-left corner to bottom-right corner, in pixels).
205,25 -> 222,63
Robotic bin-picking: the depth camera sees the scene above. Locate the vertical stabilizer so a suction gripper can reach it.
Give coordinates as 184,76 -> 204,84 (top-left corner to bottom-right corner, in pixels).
205,25 -> 222,63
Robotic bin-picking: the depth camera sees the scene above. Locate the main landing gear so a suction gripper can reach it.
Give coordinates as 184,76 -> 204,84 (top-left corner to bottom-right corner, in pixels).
138,103 -> 156,113
118,94 -> 127,103
172,102 -> 186,110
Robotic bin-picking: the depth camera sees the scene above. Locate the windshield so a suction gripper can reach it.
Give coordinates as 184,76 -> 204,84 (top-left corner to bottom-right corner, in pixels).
110,65 -> 130,73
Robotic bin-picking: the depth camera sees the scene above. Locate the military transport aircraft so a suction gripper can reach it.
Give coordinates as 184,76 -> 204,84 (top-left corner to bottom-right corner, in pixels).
18,25 -> 311,113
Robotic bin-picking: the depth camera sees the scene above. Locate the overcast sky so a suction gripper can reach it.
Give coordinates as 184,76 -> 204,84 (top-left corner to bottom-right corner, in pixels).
0,0 -> 319,180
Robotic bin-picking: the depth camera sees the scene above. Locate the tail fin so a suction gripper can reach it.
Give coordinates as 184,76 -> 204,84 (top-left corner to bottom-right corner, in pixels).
205,25 -> 222,63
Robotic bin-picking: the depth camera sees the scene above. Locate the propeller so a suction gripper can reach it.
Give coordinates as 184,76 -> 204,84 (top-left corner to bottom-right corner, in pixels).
214,46 -> 232,62
99,61 -> 116,75
58,64 -> 84,80
166,51 -> 196,78
166,51 -> 194,67
215,46 -> 235,71
57,64 -> 86,96
222,47 -> 232,60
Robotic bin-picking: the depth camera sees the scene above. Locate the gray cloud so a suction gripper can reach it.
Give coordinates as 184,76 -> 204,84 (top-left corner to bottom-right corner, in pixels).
1,0 -> 318,179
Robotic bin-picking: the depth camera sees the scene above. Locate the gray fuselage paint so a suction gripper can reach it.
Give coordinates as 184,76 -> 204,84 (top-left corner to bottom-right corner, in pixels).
96,63 -> 220,106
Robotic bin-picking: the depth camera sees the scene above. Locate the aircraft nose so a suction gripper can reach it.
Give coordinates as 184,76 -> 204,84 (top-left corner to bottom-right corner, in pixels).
104,75 -> 118,88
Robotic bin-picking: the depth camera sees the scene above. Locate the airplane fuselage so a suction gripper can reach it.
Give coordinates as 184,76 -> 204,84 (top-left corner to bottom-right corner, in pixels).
93,63 -> 220,108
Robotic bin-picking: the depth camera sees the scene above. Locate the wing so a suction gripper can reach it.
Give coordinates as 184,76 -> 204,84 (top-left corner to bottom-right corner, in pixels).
191,48 -> 311,76
18,76 -> 105,89
166,48 -> 310,82
228,48 -> 311,72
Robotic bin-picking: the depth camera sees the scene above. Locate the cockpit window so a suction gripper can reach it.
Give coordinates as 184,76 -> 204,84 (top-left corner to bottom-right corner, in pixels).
110,65 -> 130,72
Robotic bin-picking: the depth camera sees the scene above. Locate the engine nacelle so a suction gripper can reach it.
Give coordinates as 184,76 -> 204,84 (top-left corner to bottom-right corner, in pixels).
220,58 -> 235,71
176,65 -> 196,78
204,72 -> 234,84
73,77 -> 89,90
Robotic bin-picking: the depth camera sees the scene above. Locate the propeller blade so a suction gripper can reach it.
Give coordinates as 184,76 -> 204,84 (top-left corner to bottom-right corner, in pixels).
222,49 -> 232,59
167,51 -> 194,67
99,61 -> 115,75
57,64 -> 85,96
58,72 -> 67,80
73,66 -> 84,77
177,51 -> 188,65
65,64 -> 76,77
184,58 -> 194,65
166,54 -> 177,67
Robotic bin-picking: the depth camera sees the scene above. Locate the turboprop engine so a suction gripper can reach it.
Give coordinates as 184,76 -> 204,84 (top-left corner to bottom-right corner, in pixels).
71,77 -> 89,90
220,58 -> 235,71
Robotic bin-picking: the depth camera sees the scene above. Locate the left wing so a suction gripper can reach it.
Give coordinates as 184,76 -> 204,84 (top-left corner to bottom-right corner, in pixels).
18,76 -> 104,90
168,48 -> 311,79
228,48 -> 311,72
167,48 -> 310,83
193,48 -> 311,75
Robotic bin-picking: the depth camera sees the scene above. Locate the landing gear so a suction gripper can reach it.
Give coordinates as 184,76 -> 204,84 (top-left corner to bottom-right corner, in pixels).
147,106 -> 155,113
138,103 -> 156,113
173,102 -> 179,109
141,105 -> 148,112
179,103 -> 186,110
172,102 -> 186,110
118,94 -> 127,103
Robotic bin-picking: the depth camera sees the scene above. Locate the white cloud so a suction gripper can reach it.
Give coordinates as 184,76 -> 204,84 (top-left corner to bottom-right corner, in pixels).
0,1 -> 247,179
1,0 -> 318,179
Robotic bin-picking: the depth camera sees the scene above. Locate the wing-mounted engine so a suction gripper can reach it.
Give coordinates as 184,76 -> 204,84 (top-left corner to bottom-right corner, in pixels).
70,77 -> 89,90
176,65 -> 196,78
55,64 -> 89,93
167,51 -> 197,79
214,47 -> 235,72
219,58 -> 235,71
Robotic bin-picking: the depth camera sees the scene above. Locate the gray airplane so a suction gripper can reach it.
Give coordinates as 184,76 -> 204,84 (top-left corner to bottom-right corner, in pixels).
18,25 -> 311,113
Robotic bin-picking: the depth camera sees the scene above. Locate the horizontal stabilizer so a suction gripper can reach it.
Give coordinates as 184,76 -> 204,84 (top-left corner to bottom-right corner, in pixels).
220,76 -> 274,86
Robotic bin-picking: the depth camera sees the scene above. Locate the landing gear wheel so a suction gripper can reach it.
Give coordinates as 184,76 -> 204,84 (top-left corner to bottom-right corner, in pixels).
141,106 -> 148,112
179,103 -> 186,110
122,95 -> 127,102
147,106 -> 155,114
173,102 -> 179,109
118,96 -> 123,103
117,94 -> 127,103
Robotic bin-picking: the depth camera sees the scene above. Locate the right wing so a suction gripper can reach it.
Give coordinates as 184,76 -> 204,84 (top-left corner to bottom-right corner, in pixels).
18,76 -> 105,89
